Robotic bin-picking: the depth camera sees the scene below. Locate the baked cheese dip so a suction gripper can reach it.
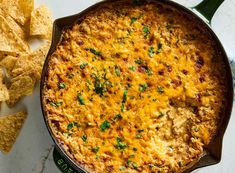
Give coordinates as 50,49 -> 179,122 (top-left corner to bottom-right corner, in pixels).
42,0 -> 227,172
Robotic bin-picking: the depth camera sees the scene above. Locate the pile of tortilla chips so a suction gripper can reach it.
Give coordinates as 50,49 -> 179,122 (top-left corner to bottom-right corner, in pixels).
0,0 -> 53,153
0,111 -> 27,153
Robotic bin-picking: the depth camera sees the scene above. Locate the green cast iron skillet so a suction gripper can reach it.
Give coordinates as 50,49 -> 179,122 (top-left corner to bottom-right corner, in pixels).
40,0 -> 234,172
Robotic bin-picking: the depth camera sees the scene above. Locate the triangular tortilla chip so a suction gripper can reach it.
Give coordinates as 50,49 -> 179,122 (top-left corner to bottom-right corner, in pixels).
0,111 -> 27,153
11,42 -> 50,80
0,0 -> 34,25
31,41 -> 51,68
6,76 -> 35,107
0,52 -> 19,61
0,55 -> 18,75
30,5 -> 53,40
0,52 -> 8,61
0,16 -> 30,53
0,9 -> 26,41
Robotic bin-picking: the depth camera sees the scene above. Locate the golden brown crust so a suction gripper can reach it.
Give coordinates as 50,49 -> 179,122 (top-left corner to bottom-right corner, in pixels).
42,1 -> 226,172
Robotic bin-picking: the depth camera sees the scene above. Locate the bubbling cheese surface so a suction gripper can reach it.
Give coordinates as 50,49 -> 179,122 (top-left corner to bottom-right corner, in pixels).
43,0 -> 226,172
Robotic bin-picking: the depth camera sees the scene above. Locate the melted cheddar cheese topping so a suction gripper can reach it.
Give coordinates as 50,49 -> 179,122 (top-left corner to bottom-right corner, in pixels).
43,1 -> 226,172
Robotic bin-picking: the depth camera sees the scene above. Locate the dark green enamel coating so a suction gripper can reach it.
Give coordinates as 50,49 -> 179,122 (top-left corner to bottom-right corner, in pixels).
193,0 -> 224,23
53,148 -> 80,173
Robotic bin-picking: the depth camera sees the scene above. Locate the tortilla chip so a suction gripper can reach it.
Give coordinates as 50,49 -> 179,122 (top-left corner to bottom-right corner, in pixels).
0,55 -> 18,75
32,41 -> 51,67
0,16 -> 30,53
11,42 -> 50,80
0,111 -> 27,153
0,84 -> 9,101
6,76 -> 35,107
30,5 -> 53,40
0,52 -> 8,61
0,0 -> 34,25
0,9 -> 26,40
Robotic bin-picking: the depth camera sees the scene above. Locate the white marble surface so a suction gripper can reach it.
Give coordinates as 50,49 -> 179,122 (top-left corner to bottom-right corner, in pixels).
0,0 -> 235,173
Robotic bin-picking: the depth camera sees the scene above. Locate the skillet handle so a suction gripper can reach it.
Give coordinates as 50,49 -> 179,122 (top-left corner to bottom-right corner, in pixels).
53,148 -> 80,173
192,0 -> 224,24
193,0 -> 235,91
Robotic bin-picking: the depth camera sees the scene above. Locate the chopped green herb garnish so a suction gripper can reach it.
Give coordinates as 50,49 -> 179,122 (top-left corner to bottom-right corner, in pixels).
92,57 -> 96,62
127,160 -> 132,166
138,129 -> 144,133
135,134 -> 142,139
132,162 -> 138,169
129,154 -> 135,158
130,17 -> 138,25
67,122 -> 79,131
94,76 -> 106,96
92,146 -> 99,153
127,83 -> 132,88
56,102 -> 63,106
115,65 -> 121,77
119,166 -> 126,171
116,137 -> 127,149
158,112 -> 164,118
104,73 -> 108,81
148,47 -> 155,57
58,82 -> 66,89
146,68 -> 153,76
157,43 -> 163,53
81,134 -> 87,142
77,93 -> 85,105
90,48 -> 102,57
104,80 -> 112,87
128,66 -> 136,71
73,122 -> 80,128
50,101 -> 62,107
143,26 -> 150,38
139,83 -> 148,92
113,114 -> 122,121
121,102 -> 125,112
67,74 -> 74,79
63,132 -> 70,138
135,59 -> 143,64
127,29 -> 133,36
80,62 -> 88,69
133,147 -> 138,151
50,101 -> 57,107
67,123 -> 74,130
123,90 -> 128,103
100,120 -> 111,131
157,86 -> 164,94
85,81 -> 92,90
